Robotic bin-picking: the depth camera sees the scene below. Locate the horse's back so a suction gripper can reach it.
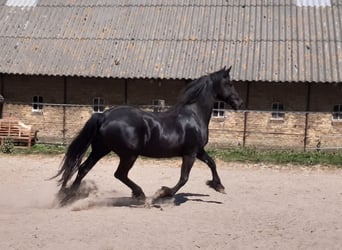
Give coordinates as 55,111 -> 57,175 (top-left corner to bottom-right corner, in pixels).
98,107 -> 146,153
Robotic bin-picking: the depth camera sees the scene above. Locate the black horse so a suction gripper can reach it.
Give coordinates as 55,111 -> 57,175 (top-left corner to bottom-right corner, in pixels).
53,66 -> 243,202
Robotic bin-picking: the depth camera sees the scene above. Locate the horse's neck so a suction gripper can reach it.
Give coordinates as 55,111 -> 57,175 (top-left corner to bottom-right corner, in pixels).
190,96 -> 214,126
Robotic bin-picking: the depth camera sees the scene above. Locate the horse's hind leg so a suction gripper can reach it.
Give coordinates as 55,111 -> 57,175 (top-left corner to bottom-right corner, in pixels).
57,140 -> 110,206
69,155 -> 101,191
197,148 -> 225,193
114,155 -> 145,200
58,147 -> 110,205
69,144 -> 110,191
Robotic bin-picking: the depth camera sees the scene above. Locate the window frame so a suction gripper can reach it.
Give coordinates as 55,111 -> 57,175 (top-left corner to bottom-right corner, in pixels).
93,97 -> 105,113
271,102 -> 285,120
32,95 -> 43,112
152,99 -> 165,113
332,104 -> 342,121
212,101 -> 225,118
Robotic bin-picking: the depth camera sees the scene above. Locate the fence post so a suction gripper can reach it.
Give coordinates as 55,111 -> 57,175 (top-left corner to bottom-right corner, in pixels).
62,76 -> 67,145
242,111 -> 248,147
242,82 -> 250,147
303,112 -> 309,151
0,74 -> 4,119
303,83 -> 312,151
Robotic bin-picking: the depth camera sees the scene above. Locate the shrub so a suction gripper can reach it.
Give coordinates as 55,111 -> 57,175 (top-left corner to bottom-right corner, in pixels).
1,138 -> 15,154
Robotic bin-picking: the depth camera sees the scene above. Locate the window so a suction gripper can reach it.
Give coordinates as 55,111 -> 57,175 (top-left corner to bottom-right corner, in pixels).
271,102 -> 285,119
295,0 -> 331,7
212,101 -> 225,118
333,104 -> 342,120
152,99 -> 165,112
32,95 -> 43,112
93,97 -> 105,113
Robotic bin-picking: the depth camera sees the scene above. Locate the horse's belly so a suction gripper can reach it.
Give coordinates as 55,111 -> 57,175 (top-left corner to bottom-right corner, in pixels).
140,143 -> 182,158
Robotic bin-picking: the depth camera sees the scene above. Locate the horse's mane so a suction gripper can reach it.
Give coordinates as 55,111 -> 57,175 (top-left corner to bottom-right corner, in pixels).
177,77 -> 210,106
177,68 -> 227,106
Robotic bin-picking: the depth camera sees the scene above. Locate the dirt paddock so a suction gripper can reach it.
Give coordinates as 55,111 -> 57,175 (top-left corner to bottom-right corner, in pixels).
0,155 -> 341,249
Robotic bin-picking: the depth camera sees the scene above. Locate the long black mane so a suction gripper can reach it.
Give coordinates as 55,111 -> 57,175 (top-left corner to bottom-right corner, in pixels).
177,68 -> 228,106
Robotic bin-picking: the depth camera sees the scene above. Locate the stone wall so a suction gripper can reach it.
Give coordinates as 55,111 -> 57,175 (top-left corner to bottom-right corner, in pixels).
307,113 -> 342,150
209,111 -> 245,147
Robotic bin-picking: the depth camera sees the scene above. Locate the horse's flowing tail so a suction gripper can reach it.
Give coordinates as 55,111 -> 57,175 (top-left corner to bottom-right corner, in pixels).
52,113 -> 103,187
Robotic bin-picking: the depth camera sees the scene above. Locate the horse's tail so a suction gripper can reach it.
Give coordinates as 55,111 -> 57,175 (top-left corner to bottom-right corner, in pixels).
52,113 -> 104,186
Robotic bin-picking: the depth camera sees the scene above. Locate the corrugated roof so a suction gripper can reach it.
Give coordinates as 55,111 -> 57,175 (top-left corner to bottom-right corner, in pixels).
0,0 -> 341,82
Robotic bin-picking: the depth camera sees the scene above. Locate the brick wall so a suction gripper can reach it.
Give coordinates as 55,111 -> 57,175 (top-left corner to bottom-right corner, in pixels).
209,111 -> 245,147
310,83 -> 342,111
66,77 -> 125,105
209,111 -> 306,149
3,75 -> 64,103
2,104 -> 64,143
248,82 -> 308,110
127,79 -> 185,106
307,113 -> 342,150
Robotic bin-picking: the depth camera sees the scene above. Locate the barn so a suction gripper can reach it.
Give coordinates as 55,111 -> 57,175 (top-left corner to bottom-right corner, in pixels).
0,0 -> 341,150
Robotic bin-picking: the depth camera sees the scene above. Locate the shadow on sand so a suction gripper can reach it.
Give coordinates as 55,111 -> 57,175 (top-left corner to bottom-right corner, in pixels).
54,181 -> 223,210
68,193 -> 223,211
172,193 -> 223,206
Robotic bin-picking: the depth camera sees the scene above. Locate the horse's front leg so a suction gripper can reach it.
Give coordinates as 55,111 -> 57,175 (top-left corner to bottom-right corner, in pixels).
154,154 -> 196,199
197,148 -> 225,193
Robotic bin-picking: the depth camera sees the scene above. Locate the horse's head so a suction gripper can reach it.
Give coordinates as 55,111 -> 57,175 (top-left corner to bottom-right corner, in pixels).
212,66 -> 243,110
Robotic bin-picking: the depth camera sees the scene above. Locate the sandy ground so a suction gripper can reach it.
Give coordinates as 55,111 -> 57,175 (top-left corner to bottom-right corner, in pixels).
0,155 -> 341,250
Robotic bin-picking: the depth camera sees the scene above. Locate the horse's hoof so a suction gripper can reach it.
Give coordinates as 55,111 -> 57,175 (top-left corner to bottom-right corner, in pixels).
132,192 -> 146,201
153,186 -> 173,199
206,180 -> 226,194
57,192 -> 75,207
56,186 -> 78,206
59,196 -> 72,207
217,187 -> 226,194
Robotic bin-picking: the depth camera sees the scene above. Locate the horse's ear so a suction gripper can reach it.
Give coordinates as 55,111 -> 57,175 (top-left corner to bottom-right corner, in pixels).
227,65 -> 232,73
